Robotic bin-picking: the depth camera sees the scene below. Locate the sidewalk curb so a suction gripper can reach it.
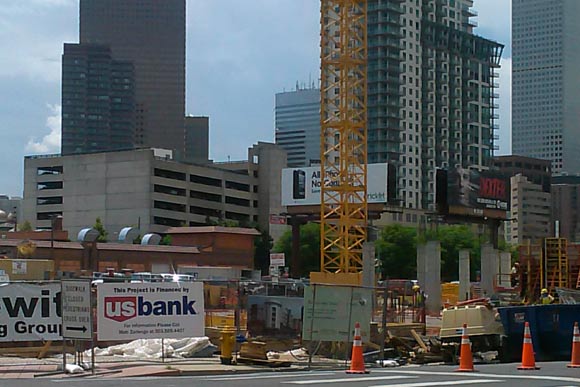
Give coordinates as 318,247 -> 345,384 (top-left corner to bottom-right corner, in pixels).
174,366 -> 311,377
0,362 -> 346,378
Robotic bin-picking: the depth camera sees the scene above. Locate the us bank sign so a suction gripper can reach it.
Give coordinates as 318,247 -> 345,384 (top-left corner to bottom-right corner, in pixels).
97,282 -> 205,341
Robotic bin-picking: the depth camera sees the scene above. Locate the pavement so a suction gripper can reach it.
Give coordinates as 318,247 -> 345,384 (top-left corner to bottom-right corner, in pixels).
0,353 -> 337,379
0,319 -> 444,380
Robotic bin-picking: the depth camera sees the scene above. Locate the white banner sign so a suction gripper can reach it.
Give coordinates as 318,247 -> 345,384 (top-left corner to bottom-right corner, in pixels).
97,282 -> 205,341
269,253 -> 285,267
0,283 -> 62,341
281,163 -> 389,206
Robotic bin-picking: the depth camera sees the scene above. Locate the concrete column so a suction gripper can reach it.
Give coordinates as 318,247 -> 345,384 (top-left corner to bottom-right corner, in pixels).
458,249 -> 470,301
499,251 -> 512,288
424,241 -> 441,314
362,242 -> 375,287
416,243 -> 426,289
480,243 -> 499,297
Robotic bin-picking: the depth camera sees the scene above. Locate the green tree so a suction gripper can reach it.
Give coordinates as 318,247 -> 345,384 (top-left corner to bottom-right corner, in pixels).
93,217 -> 108,243
18,221 -> 33,232
273,222 -> 320,277
432,225 -> 477,282
375,224 -> 417,279
254,229 -> 273,274
206,217 -> 240,227
160,235 -> 172,246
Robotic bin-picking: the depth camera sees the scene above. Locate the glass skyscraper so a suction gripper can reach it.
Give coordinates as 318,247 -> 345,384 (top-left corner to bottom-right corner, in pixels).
62,0 -> 186,157
61,44 -> 135,154
512,0 -> 580,174
275,88 -> 321,167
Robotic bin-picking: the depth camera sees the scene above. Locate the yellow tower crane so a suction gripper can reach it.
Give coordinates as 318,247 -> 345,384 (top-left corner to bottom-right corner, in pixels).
320,0 -> 368,273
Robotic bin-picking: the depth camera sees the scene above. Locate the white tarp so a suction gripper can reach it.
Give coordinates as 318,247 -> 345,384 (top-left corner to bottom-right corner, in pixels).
89,337 -> 216,359
97,282 -> 205,341
0,282 -> 62,341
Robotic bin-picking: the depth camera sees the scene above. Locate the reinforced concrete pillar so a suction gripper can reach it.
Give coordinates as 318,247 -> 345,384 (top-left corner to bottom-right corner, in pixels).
424,241 -> 441,314
416,243 -> 426,290
362,242 -> 375,287
459,249 -> 470,301
499,251 -> 512,288
481,243 -> 499,297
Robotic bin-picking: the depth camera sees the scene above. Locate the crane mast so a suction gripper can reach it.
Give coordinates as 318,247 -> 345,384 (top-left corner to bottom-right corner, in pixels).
320,0 -> 368,273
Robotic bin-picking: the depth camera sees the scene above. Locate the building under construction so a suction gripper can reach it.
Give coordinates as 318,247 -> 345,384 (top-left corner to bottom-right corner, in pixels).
516,238 -> 580,302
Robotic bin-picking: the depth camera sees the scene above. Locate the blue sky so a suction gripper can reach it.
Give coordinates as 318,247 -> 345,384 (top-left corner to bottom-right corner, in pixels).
0,0 -> 511,197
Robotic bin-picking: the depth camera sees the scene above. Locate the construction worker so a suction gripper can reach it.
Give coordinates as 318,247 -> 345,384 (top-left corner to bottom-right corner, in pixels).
412,284 -> 427,324
510,262 -> 520,287
540,288 -> 554,305
413,284 -> 425,307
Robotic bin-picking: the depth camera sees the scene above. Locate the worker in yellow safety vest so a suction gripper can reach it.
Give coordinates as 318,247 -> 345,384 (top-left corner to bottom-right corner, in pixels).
413,285 -> 425,307
540,288 -> 554,305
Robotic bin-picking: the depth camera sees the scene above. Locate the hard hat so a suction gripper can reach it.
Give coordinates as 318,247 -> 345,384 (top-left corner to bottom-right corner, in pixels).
412,285 -> 420,291
541,288 -> 548,294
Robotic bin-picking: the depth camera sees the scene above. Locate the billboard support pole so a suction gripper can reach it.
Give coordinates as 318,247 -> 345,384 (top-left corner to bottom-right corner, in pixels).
307,284 -> 317,370
291,216 -> 301,278
62,340 -> 66,374
488,219 -> 500,249
379,281 -> 387,362
343,287 -> 355,369
91,337 -> 95,375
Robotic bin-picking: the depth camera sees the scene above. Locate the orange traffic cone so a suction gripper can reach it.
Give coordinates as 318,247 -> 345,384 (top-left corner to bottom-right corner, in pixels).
346,322 -> 369,374
456,323 -> 476,372
568,322 -> 580,368
518,321 -> 540,370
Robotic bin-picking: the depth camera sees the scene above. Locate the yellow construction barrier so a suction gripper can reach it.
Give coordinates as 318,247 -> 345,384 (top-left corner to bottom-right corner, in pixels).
441,282 -> 459,306
205,309 -> 247,329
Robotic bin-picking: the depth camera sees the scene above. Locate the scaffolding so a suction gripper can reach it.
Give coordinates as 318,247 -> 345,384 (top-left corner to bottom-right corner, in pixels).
543,238 -> 569,290
518,238 -> 580,302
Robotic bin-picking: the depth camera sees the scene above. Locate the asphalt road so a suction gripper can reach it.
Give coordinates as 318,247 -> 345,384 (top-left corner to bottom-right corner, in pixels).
3,362 -> 580,387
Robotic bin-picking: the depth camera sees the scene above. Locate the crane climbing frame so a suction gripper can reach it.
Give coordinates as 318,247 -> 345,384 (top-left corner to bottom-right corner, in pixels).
320,0 -> 368,273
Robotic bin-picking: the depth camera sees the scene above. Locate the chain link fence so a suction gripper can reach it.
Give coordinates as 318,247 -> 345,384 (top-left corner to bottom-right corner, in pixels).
0,279 -> 426,366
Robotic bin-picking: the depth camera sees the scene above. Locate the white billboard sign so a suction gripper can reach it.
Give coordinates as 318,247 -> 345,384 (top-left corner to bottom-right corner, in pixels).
281,163 -> 389,206
97,282 -> 205,341
0,283 -> 62,341
61,280 -> 93,340
269,253 -> 285,267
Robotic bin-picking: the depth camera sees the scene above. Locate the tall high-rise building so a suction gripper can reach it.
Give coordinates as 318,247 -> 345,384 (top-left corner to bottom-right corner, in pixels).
552,176 -> 580,241
512,0 -> 580,174
509,174 -> 551,244
275,88 -> 320,167
62,0 -> 186,157
368,0 -> 502,209
280,2 -> 502,209
61,44 -> 135,154
184,116 -> 210,164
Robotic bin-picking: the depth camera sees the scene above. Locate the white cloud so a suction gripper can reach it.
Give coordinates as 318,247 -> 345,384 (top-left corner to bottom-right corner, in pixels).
26,104 -> 61,154
0,1 -> 76,82
474,0 -> 511,52
30,0 -> 75,5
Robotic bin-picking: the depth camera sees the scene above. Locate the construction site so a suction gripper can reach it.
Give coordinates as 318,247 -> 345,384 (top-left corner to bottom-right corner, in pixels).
1,0 -> 580,379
